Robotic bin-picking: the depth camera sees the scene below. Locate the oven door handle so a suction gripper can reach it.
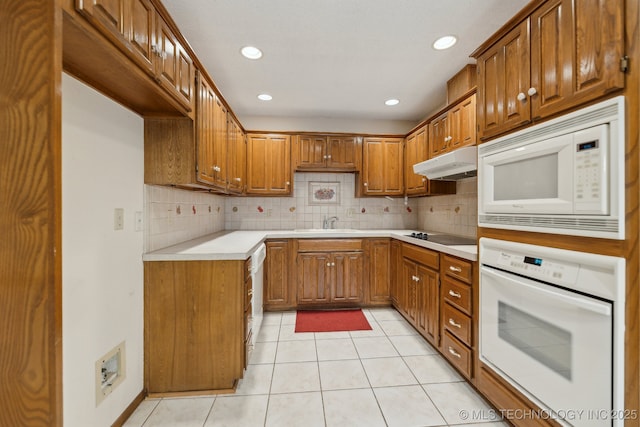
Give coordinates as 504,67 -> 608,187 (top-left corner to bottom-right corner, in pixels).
481,266 -> 612,316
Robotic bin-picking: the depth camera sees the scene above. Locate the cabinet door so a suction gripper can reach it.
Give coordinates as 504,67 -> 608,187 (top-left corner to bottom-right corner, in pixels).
332,252 -> 364,303
128,0 -> 155,73
297,253 -> 331,304
227,116 -> 245,194
449,94 -> 477,150
327,136 -> 360,170
296,135 -> 327,170
529,0 -> 624,119
477,20 -> 530,140
429,113 -> 447,158
402,259 -> 418,323
367,239 -> 391,305
362,138 -> 404,195
264,241 -> 293,309
75,0 -> 127,43
405,127 -> 429,195
155,16 -> 194,112
416,264 -> 439,346
196,76 -> 216,185
246,134 -> 291,195
389,240 -> 402,306
212,97 -> 228,189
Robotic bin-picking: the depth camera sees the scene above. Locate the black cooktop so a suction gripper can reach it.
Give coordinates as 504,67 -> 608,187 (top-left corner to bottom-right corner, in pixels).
406,232 -> 476,246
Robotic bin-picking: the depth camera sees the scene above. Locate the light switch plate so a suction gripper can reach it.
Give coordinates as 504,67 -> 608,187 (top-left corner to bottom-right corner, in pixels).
114,208 -> 124,230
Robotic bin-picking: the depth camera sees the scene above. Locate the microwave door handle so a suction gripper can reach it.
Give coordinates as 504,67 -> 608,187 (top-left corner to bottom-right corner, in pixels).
481,266 -> 612,316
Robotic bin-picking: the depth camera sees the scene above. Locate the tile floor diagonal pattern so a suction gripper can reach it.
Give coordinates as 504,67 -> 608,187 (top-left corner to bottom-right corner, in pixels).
124,308 -> 507,427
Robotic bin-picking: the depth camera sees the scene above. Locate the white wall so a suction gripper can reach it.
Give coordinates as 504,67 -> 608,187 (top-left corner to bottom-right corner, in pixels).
62,73 -> 144,426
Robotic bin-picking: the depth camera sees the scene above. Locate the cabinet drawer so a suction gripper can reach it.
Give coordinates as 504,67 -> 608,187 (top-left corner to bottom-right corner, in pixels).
442,255 -> 472,284
297,239 -> 363,252
442,331 -> 472,379
443,304 -> 471,346
402,244 -> 439,269
442,278 -> 471,315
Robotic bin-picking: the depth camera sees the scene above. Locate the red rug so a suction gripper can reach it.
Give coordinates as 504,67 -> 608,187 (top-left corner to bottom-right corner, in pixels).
295,309 -> 372,333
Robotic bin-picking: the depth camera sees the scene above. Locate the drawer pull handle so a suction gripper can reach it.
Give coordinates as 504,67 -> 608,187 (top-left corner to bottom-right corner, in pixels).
448,347 -> 462,359
448,318 -> 461,328
449,266 -> 462,273
448,290 -> 461,298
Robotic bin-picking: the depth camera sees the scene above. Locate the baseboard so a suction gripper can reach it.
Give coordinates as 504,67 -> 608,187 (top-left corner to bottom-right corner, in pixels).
111,389 -> 147,427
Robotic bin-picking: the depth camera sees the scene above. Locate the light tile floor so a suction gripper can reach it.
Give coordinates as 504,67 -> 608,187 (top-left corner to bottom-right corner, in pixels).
124,308 -> 507,427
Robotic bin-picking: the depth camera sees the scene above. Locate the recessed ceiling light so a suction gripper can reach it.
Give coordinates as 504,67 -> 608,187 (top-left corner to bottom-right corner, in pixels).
385,99 -> 400,106
257,94 -> 272,101
433,35 -> 457,50
241,46 -> 263,59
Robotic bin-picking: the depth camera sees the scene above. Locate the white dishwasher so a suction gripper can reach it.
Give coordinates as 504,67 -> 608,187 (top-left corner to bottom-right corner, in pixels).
249,243 -> 265,351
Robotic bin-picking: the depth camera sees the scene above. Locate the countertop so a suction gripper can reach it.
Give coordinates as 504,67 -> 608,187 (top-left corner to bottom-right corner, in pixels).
142,229 -> 478,262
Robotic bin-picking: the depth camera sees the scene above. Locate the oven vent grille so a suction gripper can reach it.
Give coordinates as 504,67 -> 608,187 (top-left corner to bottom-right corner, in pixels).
479,100 -> 621,156
479,214 -> 619,234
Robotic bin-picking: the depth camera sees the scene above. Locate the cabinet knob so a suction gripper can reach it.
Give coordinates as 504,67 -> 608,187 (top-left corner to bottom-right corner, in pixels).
234,177 -> 242,182
331,262 -> 335,266
449,266 -> 462,273
326,263 -> 331,267
364,183 -> 368,187
448,290 -> 462,298
448,318 -> 462,329
516,92 -> 526,102
327,155 -> 332,159
448,347 -> 462,359
527,87 -> 538,96
286,181 -> 290,185
422,177 -> 427,182
323,155 -> 328,159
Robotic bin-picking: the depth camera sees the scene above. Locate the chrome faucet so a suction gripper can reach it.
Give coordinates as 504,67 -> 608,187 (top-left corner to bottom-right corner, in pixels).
323,216 -> 339,229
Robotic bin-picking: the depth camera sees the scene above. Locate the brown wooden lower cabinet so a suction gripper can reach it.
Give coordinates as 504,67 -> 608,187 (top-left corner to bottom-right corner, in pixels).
264,240 -> 295,310
144,260 -> 244,395
366,238 -> 391,305
296,239 -> 364,306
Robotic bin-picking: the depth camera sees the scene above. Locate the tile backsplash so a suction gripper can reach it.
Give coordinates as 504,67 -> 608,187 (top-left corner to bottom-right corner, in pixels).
145,175 -> 478,252
416,177 -> 478,238
144,185 -> 226,251
225,173 -> 418,231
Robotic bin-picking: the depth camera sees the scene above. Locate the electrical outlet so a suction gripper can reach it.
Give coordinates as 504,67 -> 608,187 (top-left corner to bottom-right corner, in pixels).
347,208 -> 354,218
114,208 -> 124,230
134,211 -> 143,232
266,209 -> 272,217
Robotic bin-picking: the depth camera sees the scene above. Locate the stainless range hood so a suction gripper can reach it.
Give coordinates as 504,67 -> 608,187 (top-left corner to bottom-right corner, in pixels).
412,146 -> 477,180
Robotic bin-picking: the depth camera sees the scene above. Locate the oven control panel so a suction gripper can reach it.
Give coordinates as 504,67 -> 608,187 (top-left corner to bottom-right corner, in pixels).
495,250 -> 579,286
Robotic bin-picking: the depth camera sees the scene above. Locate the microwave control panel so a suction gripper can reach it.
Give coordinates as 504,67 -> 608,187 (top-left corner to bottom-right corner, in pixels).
573,125 -> 608,214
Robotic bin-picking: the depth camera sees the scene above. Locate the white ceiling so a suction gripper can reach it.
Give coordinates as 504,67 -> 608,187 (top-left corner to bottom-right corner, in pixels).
162,0 -> 530,129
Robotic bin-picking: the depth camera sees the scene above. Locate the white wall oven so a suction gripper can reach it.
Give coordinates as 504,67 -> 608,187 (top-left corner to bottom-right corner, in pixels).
478,96 -> 625,239
479,238 -> 625,426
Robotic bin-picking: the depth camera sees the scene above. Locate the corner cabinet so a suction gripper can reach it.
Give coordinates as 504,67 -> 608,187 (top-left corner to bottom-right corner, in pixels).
361,137 -> 404,196
294,135 -> 361,172
473,0 -> 624,140
246,134 -> 292,195
264,240 -> 295,310
144,260 -> 244,395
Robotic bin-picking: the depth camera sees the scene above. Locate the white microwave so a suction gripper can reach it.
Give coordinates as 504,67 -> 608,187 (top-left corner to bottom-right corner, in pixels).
478,96 -> 625,239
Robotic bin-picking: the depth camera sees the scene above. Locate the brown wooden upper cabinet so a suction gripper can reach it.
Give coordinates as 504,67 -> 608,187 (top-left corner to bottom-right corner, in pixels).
246,134 -> 292,195
361,137 -> 404,196
197,75 -> 228,190
473,0 -> 624,140
405,126 -> 457,197
294,135 -> 362,172
428,93 -> 477,159
75,0 -> 196,113
227,115 -> 246,194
